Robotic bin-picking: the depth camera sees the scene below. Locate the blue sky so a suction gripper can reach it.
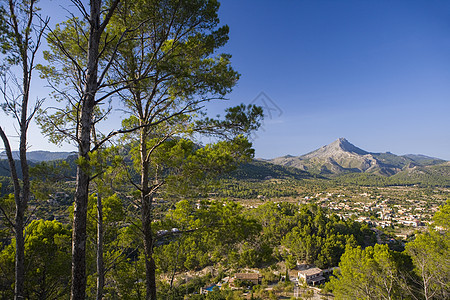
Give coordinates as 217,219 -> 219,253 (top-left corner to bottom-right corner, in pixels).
209,0 -> 450,159
3,0 -> 450,160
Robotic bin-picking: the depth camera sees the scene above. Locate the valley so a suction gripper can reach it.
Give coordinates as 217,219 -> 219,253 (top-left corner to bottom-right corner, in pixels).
2,139 -> 449,240
0,0 -> 448,298
0,140 -> 448,299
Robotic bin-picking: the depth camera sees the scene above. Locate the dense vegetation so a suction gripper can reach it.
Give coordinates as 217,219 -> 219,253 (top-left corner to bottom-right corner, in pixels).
326,200 -> 450,300
0,157 -> 448,299
225,161 -> 315,181
0,193 -> 377,299
0,0 -> 448,299
333,169 -> 450,187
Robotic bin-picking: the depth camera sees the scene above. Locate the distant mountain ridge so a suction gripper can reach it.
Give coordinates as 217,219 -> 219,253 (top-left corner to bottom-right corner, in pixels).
0,150 -> 75,162
226,160 -> 319,181
266,138 -> 447,176
1,142 -> 447,185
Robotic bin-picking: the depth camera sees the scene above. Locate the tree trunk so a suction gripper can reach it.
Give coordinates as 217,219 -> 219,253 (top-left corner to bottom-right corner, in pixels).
96,191 -> 104,300
1,7 -> 32,296
72,163 -> 90,300
423,271 -> 430,300
71,1 -> 101,299
14,210 -> 25,300
0,127 -> 24,300
0,81 -> 30,300
140,128 -> 157,300
142,198 -> 157,300
169,241 -> 181,289
1,0 -> 50,297
16,65 -> 31,300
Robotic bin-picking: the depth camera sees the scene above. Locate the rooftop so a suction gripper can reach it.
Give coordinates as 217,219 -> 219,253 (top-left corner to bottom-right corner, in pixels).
234,273 -> 261,280
297,268 -> 323,276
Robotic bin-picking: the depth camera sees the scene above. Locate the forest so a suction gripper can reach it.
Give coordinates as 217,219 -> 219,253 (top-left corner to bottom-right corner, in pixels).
0,1 -> 448,300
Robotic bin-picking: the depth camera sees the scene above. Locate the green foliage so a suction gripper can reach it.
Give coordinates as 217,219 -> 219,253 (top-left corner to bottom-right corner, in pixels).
0,160 -> 25,179
226,160 -> 314,181
405,200 -> 450,299
0,176 -> 14,196
405,231 -> 449,299
0,4 -> 12,60
244,202 -> 375,269
154,199 -> 260,272
392,163 -> 450,187
0,193 -> 14,228
30,160 -> 73,201
87,193 -> 125,241
214,178 -> 301,199
281,204 -> 373,268
252,202 -> 300,246
332,167 -> 450,187
163,135 -> 255,195
196,104 -> 264,138
230,241 -> 274,268
432,199 -> 450,230
105,252 -> 146,299
327,199 -> 450,300
327,244 -> 412,300
163,275 -> 243,299
233,278 -> 254,288
189,288 -> 242,300
125,134 -> 256,200
0,0 -> 44,68
0,220 -> 71,299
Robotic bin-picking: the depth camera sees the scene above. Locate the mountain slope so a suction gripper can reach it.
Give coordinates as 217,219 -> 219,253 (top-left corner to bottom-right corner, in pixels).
267,138 -> 446,176
226,160 -> 317,180
0,150 -> 75,162
392,161 -> 450,185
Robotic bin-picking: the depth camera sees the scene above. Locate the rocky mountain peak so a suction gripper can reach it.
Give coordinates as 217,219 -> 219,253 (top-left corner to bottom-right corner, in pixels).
332,138 -> 368,155
302,138 -> 368,159
267,138 -> 447,176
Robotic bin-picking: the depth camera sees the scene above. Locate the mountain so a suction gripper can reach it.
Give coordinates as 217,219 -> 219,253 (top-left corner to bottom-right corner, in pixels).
226,160 -> 319,180
0,150 -> 75,162
391,161 -> 450,185
0,151 -> 76,179
267,138 -> 447,176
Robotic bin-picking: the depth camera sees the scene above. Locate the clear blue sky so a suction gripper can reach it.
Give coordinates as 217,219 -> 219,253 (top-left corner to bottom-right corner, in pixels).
3,0 -> 450,160
211,0 -> 450,159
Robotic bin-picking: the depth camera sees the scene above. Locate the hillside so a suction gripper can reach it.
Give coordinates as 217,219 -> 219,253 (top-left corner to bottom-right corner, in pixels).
0,159 -> 25,178
226,160 -> 318,180
1,144 -> 448,188
0,152 -> 77,179
0,150 -> 75,162
266,138 -> 446,177
391,161 -> 450,186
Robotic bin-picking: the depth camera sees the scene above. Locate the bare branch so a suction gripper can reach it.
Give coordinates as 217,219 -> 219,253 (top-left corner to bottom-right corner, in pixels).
0,204 -> 15,228
0,127 -> 21,207
99,0 -> 120,33
69,0 -> 90,21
